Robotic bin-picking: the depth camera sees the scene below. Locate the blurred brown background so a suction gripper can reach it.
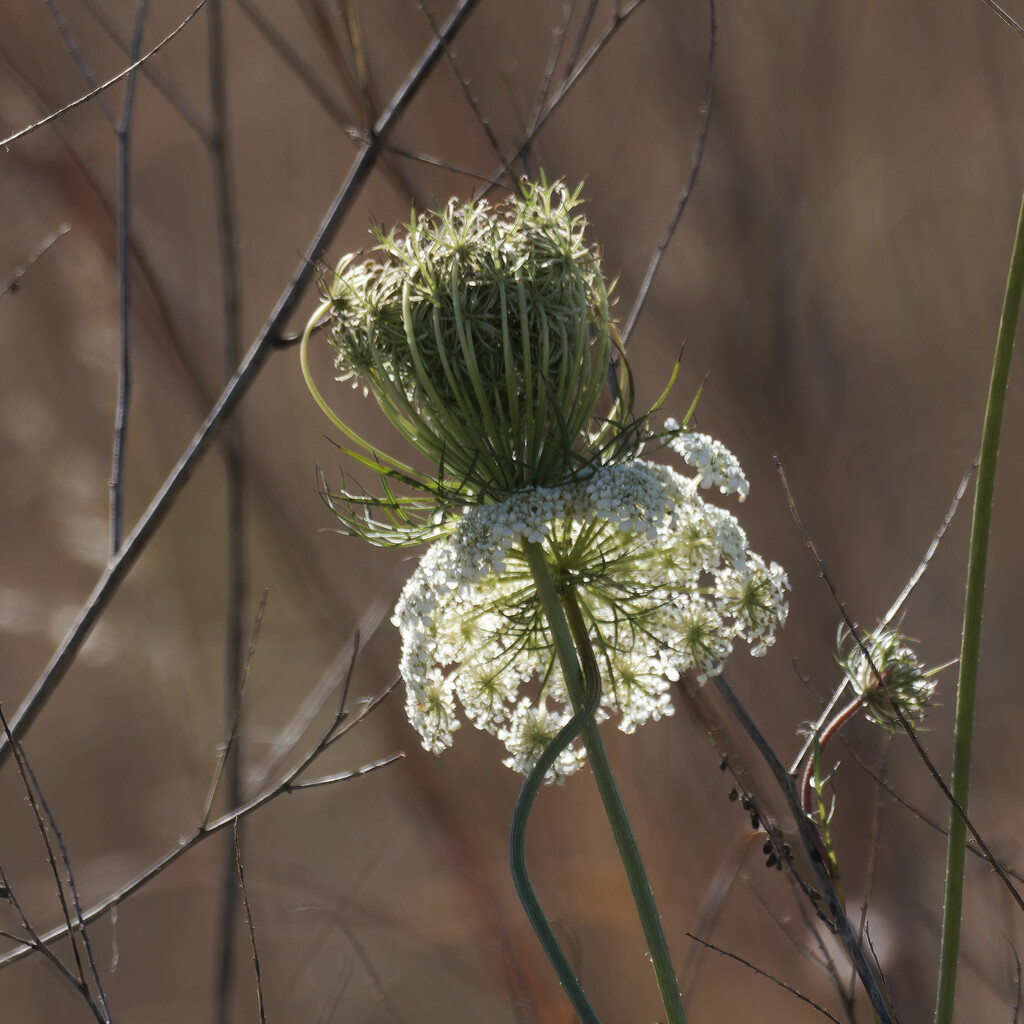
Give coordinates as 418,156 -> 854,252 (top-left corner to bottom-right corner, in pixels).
2,0 -> 1024,1021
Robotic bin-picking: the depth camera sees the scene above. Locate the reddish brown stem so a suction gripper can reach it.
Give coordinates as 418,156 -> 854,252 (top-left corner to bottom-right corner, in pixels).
799,697 -> 864,815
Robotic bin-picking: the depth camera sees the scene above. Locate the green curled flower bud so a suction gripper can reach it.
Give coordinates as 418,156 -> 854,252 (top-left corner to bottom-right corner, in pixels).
312,178 -> 616,498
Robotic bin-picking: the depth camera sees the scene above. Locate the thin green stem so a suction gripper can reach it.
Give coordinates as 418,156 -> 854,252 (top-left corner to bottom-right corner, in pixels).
934,186 -> 1024,1024
518,540 -> 687,1024
508,626 -> 603,1024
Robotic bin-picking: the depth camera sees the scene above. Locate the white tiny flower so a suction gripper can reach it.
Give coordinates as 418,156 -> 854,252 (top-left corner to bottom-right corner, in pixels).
666,429 -> 750,502
840,626 -> 939,730
392,457 -> 788,777
499,699 -> 585,783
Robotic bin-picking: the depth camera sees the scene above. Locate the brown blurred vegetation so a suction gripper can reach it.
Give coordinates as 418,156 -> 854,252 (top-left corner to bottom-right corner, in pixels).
2,0 -> 1024,1021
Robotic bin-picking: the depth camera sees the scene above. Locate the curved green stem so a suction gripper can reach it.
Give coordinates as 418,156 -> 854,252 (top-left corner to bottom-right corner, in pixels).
934,186 -> 1024,1024
508,617 -> 603,1024
516,540 -> 687,1024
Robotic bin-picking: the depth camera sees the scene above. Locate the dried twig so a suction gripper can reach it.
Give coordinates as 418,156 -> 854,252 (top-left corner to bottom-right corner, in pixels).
775,457 -> 1024,914
621,0 -> 716,348
686,932 -> 841,1023
0,0 -> 483,771
712,673 -> 897,1024
1,0 -> 209,148
234,821 -> 268,1024
0,224 -> 69,299
0,866 -> 108,1021
0,661 -> 402,970
0,710 -> 112,1020
206,0 -> 247,1011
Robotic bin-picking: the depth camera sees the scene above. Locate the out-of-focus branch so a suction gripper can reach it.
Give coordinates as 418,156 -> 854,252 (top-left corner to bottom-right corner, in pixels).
0,0 -> 484,770
0,657 -> 401,971
0,224 -> 69,299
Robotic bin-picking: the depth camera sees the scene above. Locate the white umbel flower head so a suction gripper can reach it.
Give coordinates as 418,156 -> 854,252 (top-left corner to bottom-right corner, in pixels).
393,458 -> 789,782
838,625 -> 939,731
304,184 -> 790,784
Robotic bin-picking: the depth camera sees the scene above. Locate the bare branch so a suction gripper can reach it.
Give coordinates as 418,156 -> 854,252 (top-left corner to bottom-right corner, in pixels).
78,0 -> 210,141
0,669 -> 401,971
1,0 -> 209,148
40,0 -> 117,128
203,589 -> 269,827
0,0 -> 483,770
234,822 -> 268,1024
0,223 -> 70,299
109,0 -> 150,555
712,673 -> 897,1024
0,867 -> 108,1021
775,457 -> 1024,914
980,0 -> 1024,38
686,932 -> 842,1023
621,0 -> 716,348
419,1 -> 514,185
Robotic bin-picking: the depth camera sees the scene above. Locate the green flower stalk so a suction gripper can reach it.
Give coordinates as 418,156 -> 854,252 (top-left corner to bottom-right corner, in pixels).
302,179 -> 789,1024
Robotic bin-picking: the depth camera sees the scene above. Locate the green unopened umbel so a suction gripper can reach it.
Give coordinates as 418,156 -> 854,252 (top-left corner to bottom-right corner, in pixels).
317,179 -> 615,497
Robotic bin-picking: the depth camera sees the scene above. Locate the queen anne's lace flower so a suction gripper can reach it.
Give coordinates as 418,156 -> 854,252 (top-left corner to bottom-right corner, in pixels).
839,626 -> 938,730
665,418 -> 750,501
307,182 -> 790,784
393,458 -> 789,781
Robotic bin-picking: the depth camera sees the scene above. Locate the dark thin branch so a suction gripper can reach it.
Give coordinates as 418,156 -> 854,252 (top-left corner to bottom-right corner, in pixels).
850,739 -> 890,998
712,673 -> 897,1024
1009,937 -> 1022,1023
12,730 -> 114,1020
686,933 -> 842,1023
561,0 -> 598,84
378,143 -> 506,187
621,0 -> 716,348
234,822 -> 268,1024
233,0 -> 355,128
879,460 -> 976,628
981,0 -> 1024,38
0,224 -> 70,299
0,667 -> 402,970
841,738 -> 1024,885
744,878 -> 831,974
521,0 -> 574,178
41,0 -> 117,127
0,867 -> 107,1021
202,590 -> 269,827
78,0 -> 211,141
775,457 -> 1024,914
109,0 -> 150,555
419,1 -> 514,185
0,0 -> 483,770
1,0 -> 209,148
341,0 -> 378,126
300,903 -> 410,1024
493,0 -> 645,187
207,0 -> 246,1012
0,709 -> 90,999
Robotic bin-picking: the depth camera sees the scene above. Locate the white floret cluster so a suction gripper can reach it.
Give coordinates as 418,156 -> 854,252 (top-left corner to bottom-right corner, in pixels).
841,626 -> 938,731
664,418 -> 750,501
393,450 -> 789,781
